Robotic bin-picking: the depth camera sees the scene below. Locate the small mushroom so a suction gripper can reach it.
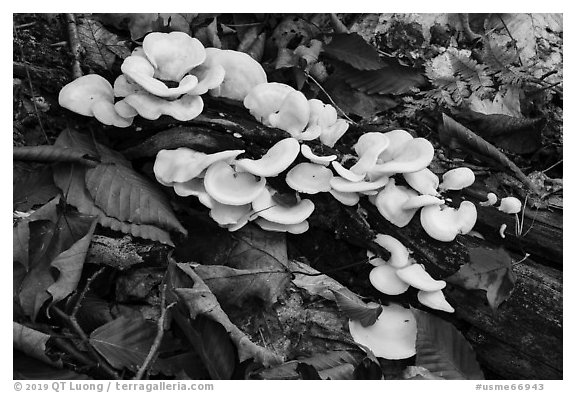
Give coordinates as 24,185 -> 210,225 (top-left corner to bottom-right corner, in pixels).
243,82 -> 295,126
254,218 -> 309,234
374,179 -> 419,227
331,162 -> 366,182
353,132 -> 390,158
369,264 -> 410,295
420,201 -> 477,242
319,119 -> 349,148
209,202 -> 252,226
252,187 -> 315,225
123,93 -> 204,121
285,163 -> 333,194
350,136 -> 390,176
268,90 -> 310,137
204,161 -> 266,205
300,144 -> 337,166
395,264 -> 446,292
329,189 -> 360,206
439,167 -> 475,191
374,234 -> 410,269
348,303 -> 417,360
370,138 -> 435,176
403,168 -> 440,196
480,192 -> 498,207
417,290 -> 455,313
377,129 -> 414,162
330,175 -> 389,193
498,196 -> 522,214
235,138 -> 300,177
307,99 -> 337,130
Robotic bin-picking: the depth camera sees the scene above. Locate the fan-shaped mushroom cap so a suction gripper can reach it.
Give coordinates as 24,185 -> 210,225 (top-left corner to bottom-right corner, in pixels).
350,136 -> 390,176
124,93 -> 204,121
369,264 -> 410,295
348,303 -> 417,360
307,99 -> 338,129
319,119 -> 349,148
154,148 -> 244,185
114,99 -> 138,118
417,290 -> 455,313
353,132 -> 390,157
113,74 -> 144,98
252,188 -> 314,225
286,163 -> 333,194
402,195 -> 445,210
300,144 -> 337,166
498,196 -> 522,214
254,218 -> 310,234
90,100 -> 134,128
209,202 -> 252,226
59,74 -> 114,117
396,264 -> 446,292
370,138 -> 435,176
243,82 -> 295,125
143,31 -> 206,81
403,168 -> 440,196
374,234 -> 410,269
331,161 -> 366,182
204,161 -> 266,206
202,47 -> 267,101
420,201 -> 477,242
439,167 -> 475,191
374,179 -> 419,227
235,138 -> 300,177
330,175 -> 389,193
329,190 -> 360,206
480,192 -> 498,207
268,90 -> 310,137
378,129 -> 414,162
185,62 -> 226,96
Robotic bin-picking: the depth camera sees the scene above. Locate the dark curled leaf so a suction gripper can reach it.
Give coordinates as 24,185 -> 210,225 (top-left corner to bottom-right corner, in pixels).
413,308 -> 484,380
332,289 -> 382,327
440,114 -> 540,194
324,33 -> 382,71
13,146 -> 99,167
335,61 -> 427,95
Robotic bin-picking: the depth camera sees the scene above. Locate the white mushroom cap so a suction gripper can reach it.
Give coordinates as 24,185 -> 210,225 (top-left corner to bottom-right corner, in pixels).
329,190 -> 360,206
417,290 -> 455,313
403,168 -> 440,196
235,138 -> 300,177
252,187 -> 315,225
330,175 -> 389,193
300,144 -> 337,166
204,161 -> 266,206
353,132 -> 390,157
90,100 -> 134,128
498,196 -> 522,214
395,264 -> 446,292
374,179 -> 419,227
154,148 -> 244,185
374,234 -> 410,269
268,90 -> 310,137
378,129 -> 414,162
285,163 -> 333,194
370,138 -> 435,176
350,136 -> 390,176
480,192 -> 498,207
319,119 -> 349,148
439,167 -> 475,191
420,201 -> 477,242
254,218 -> 310,234
243,82 -> 295,126
202,48 -> 268,101
114,99 -> 139,118
331,162 -> 366,182
307,99 -> 338,129
124,93 -> 204,121
59,74 -> 114,117
369,264 -> 410,295
348,303 -> 417,360
402,195 -> 445,210
209,202 -> 252,226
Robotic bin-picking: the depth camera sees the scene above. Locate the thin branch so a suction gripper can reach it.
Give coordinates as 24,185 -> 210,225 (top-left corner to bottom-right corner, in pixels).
134,284 -> 176,380
64,13 -> 83,80
542,159 -> 563,174
71,267 -> 106,318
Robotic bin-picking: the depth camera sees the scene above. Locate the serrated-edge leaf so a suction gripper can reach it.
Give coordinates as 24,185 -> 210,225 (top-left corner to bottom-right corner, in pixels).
332,289 -> 382,327
413,308 -> 484,380
324,33 -> 382,71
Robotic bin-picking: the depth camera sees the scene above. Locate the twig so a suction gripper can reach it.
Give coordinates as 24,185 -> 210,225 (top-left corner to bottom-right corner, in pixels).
15,22 -> 37,29
64,13 -> 83,80
13,26 -> 49,144
542,159 -> 563,174
305,72 -> 357,124
71,267 -> 106,318
52,306 -> 120,379
497,14 -> 523,66
329,13 -> 349,34
134,284 -> 176,380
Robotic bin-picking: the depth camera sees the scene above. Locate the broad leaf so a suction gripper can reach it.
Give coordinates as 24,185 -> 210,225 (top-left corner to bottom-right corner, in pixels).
77,18 -> 131,70
251,350 -> 359,380
335,61 -> 426,95
16,197 -> 98,320
446,246 -> 517,310
324,33 -> 382,71
13,166 -> 60,211
332,289 -> 382,327
13,322 -> 62,368
291,260 -> 359,302
413,308 -> 484,380
89,316 -> 157,372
